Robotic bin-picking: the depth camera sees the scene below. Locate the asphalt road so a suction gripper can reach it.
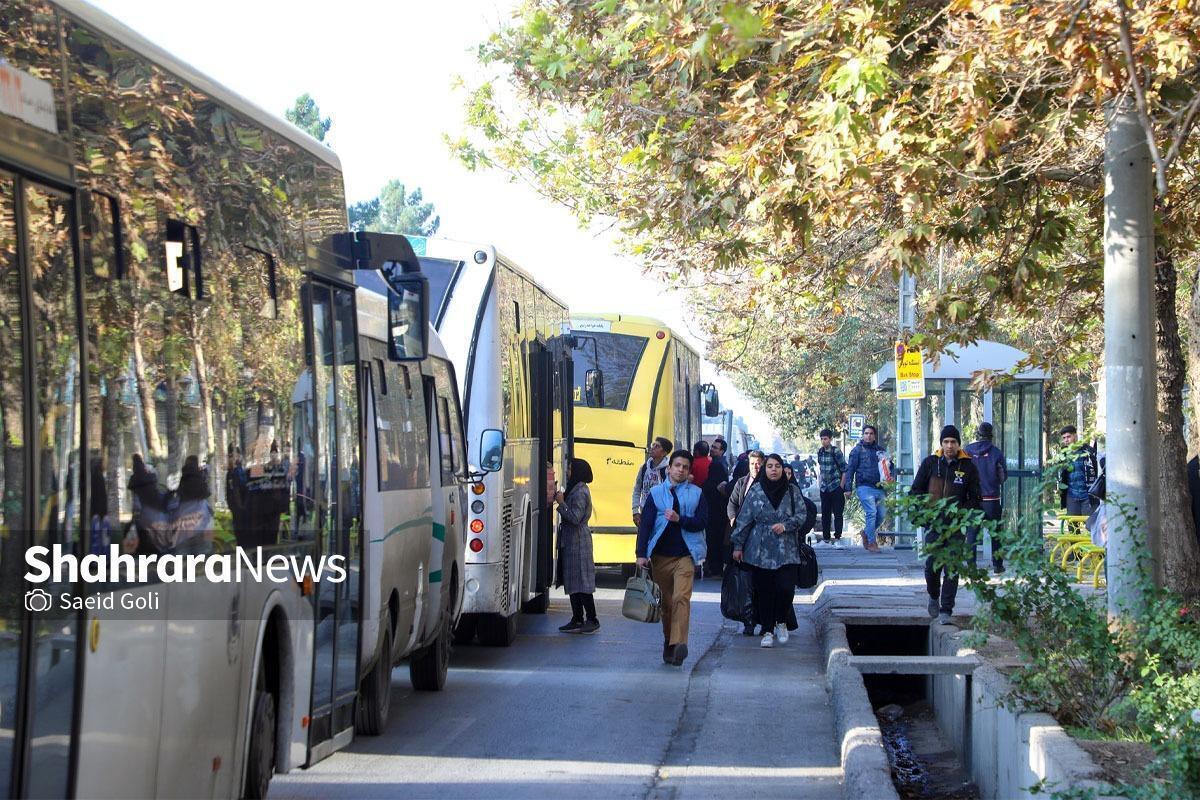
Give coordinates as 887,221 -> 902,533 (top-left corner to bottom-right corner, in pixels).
272,571 -> 843,799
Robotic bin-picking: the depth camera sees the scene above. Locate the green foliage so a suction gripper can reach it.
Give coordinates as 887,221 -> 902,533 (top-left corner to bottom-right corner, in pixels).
888,456 -> 1200,798
284,93 -> 331,142
348,180 -> 441,237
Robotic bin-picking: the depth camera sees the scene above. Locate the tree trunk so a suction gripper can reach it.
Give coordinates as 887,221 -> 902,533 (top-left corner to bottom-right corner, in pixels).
1189,264 -> 1200,457
131,308 -> 165,465
1155,248 -> 1200,598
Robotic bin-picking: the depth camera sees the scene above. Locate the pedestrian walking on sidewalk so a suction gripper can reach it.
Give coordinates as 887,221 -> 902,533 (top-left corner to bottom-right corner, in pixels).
911,426 -> 981,625
726,450 -> 765,635
636,450 -> 709,666
730,454 -> 808,649
557,458 -> 599,634
691,440 -> 712,487
843,425 -> 887,552
964,422 -> 1007,573
702,439 -> 731,578
632,436 -> 672,529
816,429 -> 847,545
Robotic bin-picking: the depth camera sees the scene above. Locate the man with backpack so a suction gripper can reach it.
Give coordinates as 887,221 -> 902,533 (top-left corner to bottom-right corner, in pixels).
965,422 -> 1007,573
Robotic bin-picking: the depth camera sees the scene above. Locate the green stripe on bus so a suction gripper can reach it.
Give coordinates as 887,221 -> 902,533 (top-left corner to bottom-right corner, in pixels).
369,516 -> 433,544
432,522 -> 446,542
429,570 -> 443,583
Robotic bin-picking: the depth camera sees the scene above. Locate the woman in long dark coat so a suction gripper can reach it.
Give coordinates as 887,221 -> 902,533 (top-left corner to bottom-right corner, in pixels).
556,458 -> 598,634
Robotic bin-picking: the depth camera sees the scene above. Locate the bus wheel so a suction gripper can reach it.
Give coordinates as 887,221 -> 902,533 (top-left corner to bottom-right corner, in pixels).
453,614 -> 478,645
410,602 -> 452,691
356,624 -> 393,735
243,682 -> 276,799
521,592 -> 549,614
477,612 -> 518,647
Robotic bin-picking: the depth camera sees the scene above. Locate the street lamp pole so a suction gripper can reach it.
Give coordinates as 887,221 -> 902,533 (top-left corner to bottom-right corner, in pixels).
1103,97 -> 1159,619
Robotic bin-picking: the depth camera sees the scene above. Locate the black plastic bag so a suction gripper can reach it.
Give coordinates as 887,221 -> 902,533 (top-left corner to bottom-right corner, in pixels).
721,563 -> 754,623
796,543 -> 819,589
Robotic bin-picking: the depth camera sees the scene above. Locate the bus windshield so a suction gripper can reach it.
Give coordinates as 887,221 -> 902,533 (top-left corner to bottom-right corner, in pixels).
571,331 -> 648,410
418,256 -> 461,322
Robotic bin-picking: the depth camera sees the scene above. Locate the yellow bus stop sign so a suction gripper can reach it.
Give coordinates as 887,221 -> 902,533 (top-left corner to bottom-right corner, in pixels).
895,341 -> 925,400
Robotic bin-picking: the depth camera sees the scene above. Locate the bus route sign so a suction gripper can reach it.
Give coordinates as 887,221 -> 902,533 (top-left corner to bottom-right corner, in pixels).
895,340 -> 925,400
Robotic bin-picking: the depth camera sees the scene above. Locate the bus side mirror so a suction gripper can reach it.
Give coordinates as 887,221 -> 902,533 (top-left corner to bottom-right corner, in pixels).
388,275 -> 429,361
584,369 -> 604,408
480,429 -> 505,472
702,384 -> 720,417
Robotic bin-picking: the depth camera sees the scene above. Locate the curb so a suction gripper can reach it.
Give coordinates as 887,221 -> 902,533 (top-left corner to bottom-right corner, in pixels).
819,618 -> 900,800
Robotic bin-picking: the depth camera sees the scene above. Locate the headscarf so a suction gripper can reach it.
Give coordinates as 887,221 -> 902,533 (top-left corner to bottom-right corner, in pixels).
566,458 -> 593,496
754,453 -> 790,510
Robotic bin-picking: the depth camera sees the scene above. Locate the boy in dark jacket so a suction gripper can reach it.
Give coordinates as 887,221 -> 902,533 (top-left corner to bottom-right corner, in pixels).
964,422 -> 1007,573
911,425 -> 982,625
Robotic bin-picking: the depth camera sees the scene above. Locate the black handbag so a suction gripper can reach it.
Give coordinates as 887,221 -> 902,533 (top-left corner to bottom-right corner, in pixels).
796,542 -> 819,589
720,564 -> 754,623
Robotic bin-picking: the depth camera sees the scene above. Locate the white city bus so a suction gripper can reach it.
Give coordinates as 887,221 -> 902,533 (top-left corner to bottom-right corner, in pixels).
0,2 -> 464,797
408,236 -> 572,646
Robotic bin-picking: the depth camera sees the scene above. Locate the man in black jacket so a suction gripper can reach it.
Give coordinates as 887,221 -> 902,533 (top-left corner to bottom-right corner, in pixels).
703,438 -> 732,577
911,425 -> 982,625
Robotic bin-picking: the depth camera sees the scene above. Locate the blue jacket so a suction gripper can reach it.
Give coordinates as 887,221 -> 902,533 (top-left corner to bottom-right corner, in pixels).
964,440 -> 1007,499
635,480 -> 708,563
843,441 -> 885,490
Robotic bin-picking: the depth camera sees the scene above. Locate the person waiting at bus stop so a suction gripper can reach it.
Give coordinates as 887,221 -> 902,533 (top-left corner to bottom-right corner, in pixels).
910,426 -> 982,625
635,450 -> 709,667
556,458 -> 599,634
730,454 -> 808,649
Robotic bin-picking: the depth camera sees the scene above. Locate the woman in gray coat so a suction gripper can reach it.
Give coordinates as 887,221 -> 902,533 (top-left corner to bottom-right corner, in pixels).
556,458 -> 599,634
731,454 -> 808,649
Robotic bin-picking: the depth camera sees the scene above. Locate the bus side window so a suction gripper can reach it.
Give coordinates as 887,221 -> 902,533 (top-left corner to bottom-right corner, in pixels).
435,395 -> 454,480
374,349 -> 407,492
402,364 -> 431,489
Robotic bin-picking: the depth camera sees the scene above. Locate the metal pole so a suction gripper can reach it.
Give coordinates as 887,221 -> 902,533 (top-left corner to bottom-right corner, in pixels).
1076,393 -> 1085,432
1103,97 -> 1159,619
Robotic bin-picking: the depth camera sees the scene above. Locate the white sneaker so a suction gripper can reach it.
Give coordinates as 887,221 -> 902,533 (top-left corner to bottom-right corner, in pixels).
760,633 -> 774,648
834,539 -> 846,549
775,623 -> 789,644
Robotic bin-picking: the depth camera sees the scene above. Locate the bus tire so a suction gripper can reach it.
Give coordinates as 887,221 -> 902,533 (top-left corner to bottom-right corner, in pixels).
477,612 -> 518,647
453,613 -> 478,645
356,624 -> 393,735
521,591 -> 549,614
410,602 -> 451,691
243,685 -> 276,800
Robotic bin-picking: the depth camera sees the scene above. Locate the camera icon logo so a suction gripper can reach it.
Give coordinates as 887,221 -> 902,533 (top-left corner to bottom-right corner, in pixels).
25,589 -> 53,613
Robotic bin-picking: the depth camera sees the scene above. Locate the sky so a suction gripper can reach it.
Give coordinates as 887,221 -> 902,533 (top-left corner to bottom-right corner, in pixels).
84,0 -> 781,446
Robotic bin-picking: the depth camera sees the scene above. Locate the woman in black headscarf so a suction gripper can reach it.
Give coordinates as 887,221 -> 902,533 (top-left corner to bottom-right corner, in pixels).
730,453 -> 808,649
555,458 -> 598,634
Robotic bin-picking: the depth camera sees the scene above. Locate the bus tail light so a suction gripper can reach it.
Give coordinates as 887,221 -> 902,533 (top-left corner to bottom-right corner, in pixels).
471,483 -> 485,496
469,519 -> 484,534
469,538 -> 484,553
471,500 -> 484,514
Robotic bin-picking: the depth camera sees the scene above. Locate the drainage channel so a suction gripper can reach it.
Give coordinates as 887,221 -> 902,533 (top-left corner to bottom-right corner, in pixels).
845,624 -> 979,800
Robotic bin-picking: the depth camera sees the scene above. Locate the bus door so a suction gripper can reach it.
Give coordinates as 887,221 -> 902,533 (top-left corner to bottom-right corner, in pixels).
528,342 -> 555,606
304,281 -> 362,762
0,169 -> 83,799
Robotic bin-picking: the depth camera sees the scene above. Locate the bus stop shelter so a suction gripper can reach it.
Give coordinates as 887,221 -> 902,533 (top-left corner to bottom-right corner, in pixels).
870,341 -> 1048,547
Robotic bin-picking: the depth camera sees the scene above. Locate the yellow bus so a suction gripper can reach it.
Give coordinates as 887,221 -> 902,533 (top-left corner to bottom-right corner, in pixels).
570,315 -> 716,566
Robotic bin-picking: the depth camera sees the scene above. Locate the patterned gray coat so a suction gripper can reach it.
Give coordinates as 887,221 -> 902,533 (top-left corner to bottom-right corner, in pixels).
730,483 -> 808,570
557,483 -> 596,594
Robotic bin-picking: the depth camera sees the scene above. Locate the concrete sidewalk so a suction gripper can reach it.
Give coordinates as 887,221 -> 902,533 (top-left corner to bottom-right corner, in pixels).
651,579 -> 843,799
